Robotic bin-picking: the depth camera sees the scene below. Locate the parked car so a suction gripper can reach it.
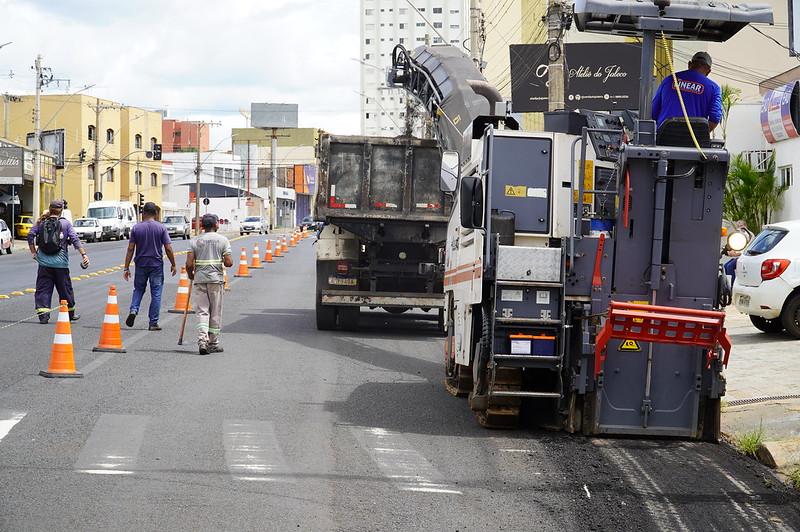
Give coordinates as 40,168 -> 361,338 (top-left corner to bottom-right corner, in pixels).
733,220 -> 800,338
240,216 -> 266,235
0,219 -> 12,254
73,217 -> 104,243
299,215 -> 321,231
14,215 -> 34,239
164,215 -> 190,239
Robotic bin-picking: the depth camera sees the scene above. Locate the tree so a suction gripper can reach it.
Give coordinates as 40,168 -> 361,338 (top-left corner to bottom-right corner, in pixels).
724,153 -> 787,231
720,84 -> 742,141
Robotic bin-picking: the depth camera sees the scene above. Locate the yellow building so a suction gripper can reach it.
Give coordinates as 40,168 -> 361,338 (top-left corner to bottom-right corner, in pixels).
0,94 -> 162,217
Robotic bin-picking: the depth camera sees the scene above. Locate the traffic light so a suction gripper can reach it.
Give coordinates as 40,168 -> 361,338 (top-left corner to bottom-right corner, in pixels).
138,193 -> 144,212
152,143 -> 162,161
78,148 -> 86,162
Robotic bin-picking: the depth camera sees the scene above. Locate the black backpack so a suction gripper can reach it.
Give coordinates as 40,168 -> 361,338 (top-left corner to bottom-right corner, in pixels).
36,217 -> 64,255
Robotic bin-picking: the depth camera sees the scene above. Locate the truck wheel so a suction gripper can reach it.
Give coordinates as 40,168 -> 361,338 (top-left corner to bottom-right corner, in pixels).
749,315 -> 784,333
384,307 -> 409,314
437,308 -> 445,334
780,293 -> 800,339
339,307 -> 360,331
316,293 -> 337,331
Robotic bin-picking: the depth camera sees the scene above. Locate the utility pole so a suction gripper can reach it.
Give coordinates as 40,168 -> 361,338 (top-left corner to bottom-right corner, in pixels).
136,159 -> 141,222
469,0 -> 484,71
32,55 -> 42,218
546,0 -> 567,112
194,121 -> 221,235
270,129 -> 278,230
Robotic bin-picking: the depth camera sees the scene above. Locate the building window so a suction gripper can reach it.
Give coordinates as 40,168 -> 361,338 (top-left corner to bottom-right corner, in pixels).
399,8 -> 407,14
364,8 -> 373,14
399,37 -> 405,44
365,113 -> 370,119
88,164 -> 95,180
87,125 -> 95,141
450,9 -> 460,14
150,137 -> 157,150
365,53 -> 370,60
416,37 -> 425,42
214,167 -> 223,182
742,150 -> 773,172
451,39 -> 460,44
433,7 -> 443,13
450,24 -> 459,29
365,38 -> 371,44
433,36 -> 443,43
106,129 -> 114,144
399,23 -> 405,29
150,172 -> 158,187
419,7 -> 425,11
135,134 -> 142,149
433,22 -> 442,28
780,165 -> 793,188
106,167 -> 114,182
134,170 -> 142,185
416,22 -> 425,27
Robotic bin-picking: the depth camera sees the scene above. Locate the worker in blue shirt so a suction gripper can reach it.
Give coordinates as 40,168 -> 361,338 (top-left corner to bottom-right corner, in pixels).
651,51 -> 723,131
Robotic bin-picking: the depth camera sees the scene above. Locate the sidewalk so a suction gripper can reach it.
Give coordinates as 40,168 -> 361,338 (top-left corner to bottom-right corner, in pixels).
722,307 -> 800,476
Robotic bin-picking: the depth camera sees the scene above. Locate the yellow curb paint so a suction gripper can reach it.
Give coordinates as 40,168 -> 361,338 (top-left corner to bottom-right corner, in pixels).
89,272 -> 99,277
0,295 -> 9,299
80,275 -> 90,279
23,288 -> 35,293
72,277 -> 81,281
10,291 -> 24,296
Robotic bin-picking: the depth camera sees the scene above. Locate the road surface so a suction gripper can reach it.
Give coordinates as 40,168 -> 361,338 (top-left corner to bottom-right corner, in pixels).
0,235 -> 797,531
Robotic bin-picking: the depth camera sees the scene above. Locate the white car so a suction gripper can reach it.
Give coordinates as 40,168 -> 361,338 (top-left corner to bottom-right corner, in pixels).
733,220 -> 800,338
73,217 -> 104,243
240,216 -> 266,235
0,219 -> 12,254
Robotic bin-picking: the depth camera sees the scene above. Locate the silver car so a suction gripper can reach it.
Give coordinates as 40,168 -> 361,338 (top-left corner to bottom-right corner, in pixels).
164,215 -> 190,240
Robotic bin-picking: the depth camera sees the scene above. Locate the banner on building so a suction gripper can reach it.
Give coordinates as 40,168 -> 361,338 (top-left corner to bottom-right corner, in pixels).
0,146 -> 24,185
510,43 -> 641,113
25,129 -> 65,168
760,81 -> 800,143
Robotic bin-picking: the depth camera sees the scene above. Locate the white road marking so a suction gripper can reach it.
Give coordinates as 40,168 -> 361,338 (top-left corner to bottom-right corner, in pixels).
223,419 -> 292,482
74,414 -> 148,475
499,448 -> 536,453
352,427 -> 462,495
0,410 -> 26,442
583,484 -> 591,498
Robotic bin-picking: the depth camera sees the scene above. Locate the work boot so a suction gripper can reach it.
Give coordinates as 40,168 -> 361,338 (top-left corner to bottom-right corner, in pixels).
69,311 -> 80,322
198,343 -> 209,355
148,323 -> 162,331
38,313 -> 50,325
209,345 -> 224,353
125,312 -> 137,327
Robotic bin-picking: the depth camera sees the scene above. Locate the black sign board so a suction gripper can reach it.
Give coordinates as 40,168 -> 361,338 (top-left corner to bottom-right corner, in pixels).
510,43 -> 641,113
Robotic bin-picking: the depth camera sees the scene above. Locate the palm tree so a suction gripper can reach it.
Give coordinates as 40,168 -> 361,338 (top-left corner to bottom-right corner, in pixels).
720,84 -> 742,141
724,153 -> 787,231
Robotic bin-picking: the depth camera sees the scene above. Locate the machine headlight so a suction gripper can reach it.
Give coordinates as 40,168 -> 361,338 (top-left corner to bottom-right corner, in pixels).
727,231 -> 748,252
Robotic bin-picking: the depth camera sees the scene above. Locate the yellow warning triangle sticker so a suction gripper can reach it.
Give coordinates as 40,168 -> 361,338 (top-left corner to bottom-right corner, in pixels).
618,339 -> 642,352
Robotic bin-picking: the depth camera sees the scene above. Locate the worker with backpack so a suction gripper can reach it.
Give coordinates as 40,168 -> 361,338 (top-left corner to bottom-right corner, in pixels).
27,200 -> 90,324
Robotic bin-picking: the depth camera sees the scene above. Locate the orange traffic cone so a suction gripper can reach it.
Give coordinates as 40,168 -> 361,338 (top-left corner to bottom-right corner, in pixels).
264,240 -> 274,263
223,268 -> 231,291
281,236 -> 289,254
168,266 -> 195,314
289,233 -> 297,247
250,243 -> 263,269
234,248 -> 252,277
93,285 -> 126,353
274,238 -> 283,258
40,300 -> 83,378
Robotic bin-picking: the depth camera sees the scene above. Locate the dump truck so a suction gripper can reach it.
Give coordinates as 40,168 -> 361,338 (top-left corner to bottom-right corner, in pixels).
313,134 -> 451,330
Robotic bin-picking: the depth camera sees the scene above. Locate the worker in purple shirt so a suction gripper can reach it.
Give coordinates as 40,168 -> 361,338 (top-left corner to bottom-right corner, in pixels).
28,200 -> 89,324
651,51 -> 723,131
123,202 -> 177,331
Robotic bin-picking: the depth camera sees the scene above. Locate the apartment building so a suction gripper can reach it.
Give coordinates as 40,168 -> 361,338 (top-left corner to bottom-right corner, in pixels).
360,0 -> 469,136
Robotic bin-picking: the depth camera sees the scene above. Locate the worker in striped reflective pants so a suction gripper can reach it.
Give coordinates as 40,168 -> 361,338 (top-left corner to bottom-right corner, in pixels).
185,214 -> 233,355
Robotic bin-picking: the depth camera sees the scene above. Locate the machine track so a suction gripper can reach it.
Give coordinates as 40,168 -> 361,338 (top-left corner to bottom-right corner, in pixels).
471,367 -> 523,429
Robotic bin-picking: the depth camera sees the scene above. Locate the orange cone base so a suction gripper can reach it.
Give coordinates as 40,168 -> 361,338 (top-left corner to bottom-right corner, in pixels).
39,370 -> 83,378
234,273 -> 252,278
168,309 -> 195,314
92,346 -> 127,353
250,265 -> 263,269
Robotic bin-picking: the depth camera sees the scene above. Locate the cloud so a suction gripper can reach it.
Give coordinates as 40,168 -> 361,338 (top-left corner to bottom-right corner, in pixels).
0,0 -> 361,144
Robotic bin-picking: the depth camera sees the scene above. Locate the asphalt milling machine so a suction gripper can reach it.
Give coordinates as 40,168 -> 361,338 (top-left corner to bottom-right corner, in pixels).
389,0 -> 773,440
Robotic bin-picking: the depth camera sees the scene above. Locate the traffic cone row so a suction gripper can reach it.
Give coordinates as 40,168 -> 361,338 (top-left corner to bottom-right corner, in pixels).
93,285 -> 126,353
168,267 -> 194,314
40,300 -> 83,378
234,248 -> 251,277
250,243 -> 263,269
264,240 -> 274,263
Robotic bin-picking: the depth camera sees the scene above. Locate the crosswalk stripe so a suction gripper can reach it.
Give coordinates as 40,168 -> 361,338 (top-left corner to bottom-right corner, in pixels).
74,414 -> 149,475
352,427 -> 462,494
223,419 -> 292,482
0,410 -> 26,442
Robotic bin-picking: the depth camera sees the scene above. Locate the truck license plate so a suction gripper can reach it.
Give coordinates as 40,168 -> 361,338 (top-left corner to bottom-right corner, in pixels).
738,294 -> 750,307
328,276 -> 357,287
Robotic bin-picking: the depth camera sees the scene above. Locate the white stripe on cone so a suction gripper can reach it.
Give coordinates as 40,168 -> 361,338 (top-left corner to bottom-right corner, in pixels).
53,333 -> 73,345
103,315 -> 120,324
177,287 -> 189,294
58,311 -> 69,322
108,296 -> 118,304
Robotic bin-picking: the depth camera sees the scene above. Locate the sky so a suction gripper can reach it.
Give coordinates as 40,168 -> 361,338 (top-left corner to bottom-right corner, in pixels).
0,0 -> 362,146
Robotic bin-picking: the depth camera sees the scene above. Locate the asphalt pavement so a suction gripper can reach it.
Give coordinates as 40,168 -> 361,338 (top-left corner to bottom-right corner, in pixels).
0,235 -> 798,531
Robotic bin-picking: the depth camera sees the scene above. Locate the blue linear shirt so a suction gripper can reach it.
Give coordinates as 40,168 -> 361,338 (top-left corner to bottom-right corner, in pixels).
651,69 -> 723,127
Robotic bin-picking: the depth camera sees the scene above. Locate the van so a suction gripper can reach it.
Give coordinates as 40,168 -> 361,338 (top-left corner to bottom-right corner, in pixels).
86,201 -> 136,240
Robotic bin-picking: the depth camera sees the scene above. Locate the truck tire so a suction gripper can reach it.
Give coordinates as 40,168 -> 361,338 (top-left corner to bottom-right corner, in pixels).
316,292 -> 337,330
339,307 -> 360,331
384,307 -> 409,314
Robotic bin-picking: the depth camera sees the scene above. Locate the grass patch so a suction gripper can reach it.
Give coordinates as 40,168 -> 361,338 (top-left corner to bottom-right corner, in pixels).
736,425 -> 765,457
789,468 -> 800,490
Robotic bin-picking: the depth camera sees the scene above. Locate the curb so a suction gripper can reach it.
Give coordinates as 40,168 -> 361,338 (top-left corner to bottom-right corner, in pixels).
756,438 -> 800,472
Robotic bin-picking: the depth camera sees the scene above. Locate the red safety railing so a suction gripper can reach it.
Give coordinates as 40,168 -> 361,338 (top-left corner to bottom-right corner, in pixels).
594,301 -> 732,377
